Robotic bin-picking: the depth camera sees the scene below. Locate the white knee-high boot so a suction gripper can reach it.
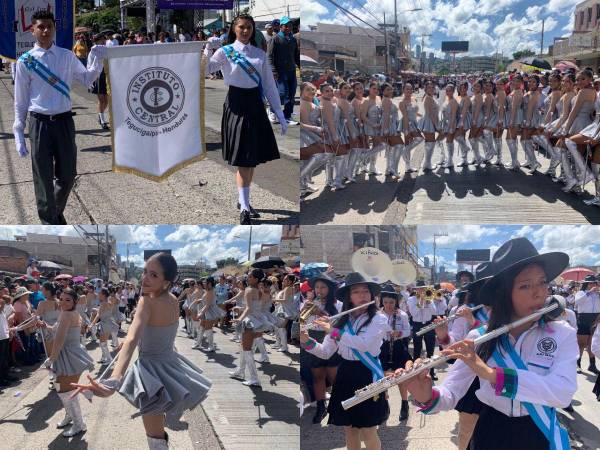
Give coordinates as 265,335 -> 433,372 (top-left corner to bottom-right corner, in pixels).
58,391 -> 87,437
300,153 -> 328,193
505,139 -> 520,169
584,163 -> 600,206
468,137 -> 482,165
205,329 -> 215,351
242,351 -> 261,387
536,135 -> 560,176
565,139 -> 594,187
346,148 -> 361,182
482,130 -> 495,162
332,155 -> 347,190
443,141 -> 455,168
522,139 -> 541,170
256,337 -> 269,363
147,434 -> 169,450
325,153 -> 335,187
368,144 -> 383,174
193,324 -> 204,349
422,141 -> 436,170
455,135 -> 470,166
229,347 -> 246,379
561,149 -> 580,192
110,331 -> 118,347
98,341 -> 110,363
391,144 -> 404,176
384,144 -> 393,175
403,137 -> 422,172
277,328 -> 288,352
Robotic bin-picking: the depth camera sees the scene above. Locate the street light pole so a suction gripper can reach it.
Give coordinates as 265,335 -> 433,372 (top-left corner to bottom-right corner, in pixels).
383,12 -> 389,74
247,226 -> 253,261
540,18 -> 545,56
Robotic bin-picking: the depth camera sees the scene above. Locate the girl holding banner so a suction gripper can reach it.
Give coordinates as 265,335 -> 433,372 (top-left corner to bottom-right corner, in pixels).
300,272 -> 390,450
397,237 -> 578,450
203,14 -> 287,225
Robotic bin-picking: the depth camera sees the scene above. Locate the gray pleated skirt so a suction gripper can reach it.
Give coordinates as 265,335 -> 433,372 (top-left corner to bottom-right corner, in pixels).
51,328 -> 94,376
418,116 -> 438,133
119,352 -> 212,426
200,304 -> 226,321
242,311 -> 275,333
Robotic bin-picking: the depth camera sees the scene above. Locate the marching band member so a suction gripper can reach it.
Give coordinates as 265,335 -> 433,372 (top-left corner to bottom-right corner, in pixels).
301,273 -> 342,424
439,84 -> 459,169
573,274 -> 600,374
520,75 -> 544,171
361,82 -> 384,175
334,82 -> 356,188
194,277 -> 226,353
506,75 -> 524,170
546,74 -> 576,183
469,79 -> 485,166
398,237 -> 577,450
299,83 -> 328,197
481,79 -> 498,163
349,82 -> 369,180
88,288 -> 118,364
273,274 -> 298,353
320,84 -> 349,190
72,253 -> 212,450
230,268 -> 271,387
455,81 -> 473,167
407,282 -> 438,380
253,277 -> 277,362
418,82 -> 441,171
37,282 -> 61,389
203,13 -> 286,225
493,78 -> 508,165
378,283 -> 412,421
380,83 -> 404,178
42,288 -> 94,437
534,73 -> 562,177
300,272 -> 390,450
398,83 -> 422,173
591,317 -> 600,400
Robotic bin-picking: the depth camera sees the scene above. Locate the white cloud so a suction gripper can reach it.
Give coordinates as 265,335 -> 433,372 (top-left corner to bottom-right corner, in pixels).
164,226 -> 210,242
301,0 -> 330,29
545,0 -> 580,13
419,225 -> 499,246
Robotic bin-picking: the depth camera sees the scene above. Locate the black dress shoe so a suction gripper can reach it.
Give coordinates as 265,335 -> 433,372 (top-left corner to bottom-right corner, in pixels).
240,210 -> 252,225
237,202 -> 261,218
58,213 -> 67,225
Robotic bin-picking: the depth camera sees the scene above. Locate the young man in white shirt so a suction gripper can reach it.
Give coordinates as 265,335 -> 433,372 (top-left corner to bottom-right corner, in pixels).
12,10 -> 106,224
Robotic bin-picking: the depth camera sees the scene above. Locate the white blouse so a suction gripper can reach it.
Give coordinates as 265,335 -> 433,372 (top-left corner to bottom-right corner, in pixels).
204,39 -> 281,114
574,290 -> 600,313
305,312 -> 390,360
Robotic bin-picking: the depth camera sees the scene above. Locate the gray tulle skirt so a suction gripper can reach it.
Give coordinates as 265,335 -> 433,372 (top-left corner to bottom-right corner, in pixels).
274,303 -> 298,322
52,342 -> 94,376
458,112 -> 471,130
418,116 -> 438,133
399,118 -> 419,134
568,116 -> 592,135
242,311 -> 275,333
200,304 -> 226,321
100,318 -> 119,335
119,352 -> 212,426
580,120 -> 600,140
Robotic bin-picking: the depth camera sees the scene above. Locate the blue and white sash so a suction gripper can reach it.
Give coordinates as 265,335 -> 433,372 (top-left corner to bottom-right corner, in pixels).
469,303 -> 489,324
343,321 -> 385,382
492,335 -> 570,450
19,51 -> 70,99
222,44 -> 265,100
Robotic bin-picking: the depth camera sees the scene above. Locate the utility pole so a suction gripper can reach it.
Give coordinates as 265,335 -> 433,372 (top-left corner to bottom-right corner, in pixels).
432,232 -> 448,284
146,0 -> 156,34
540,18 -> 545,56
394,0 -> 398,72
383,13 -> 388,74
125,243 -> 130,281
247,226 -> 253,261
105,225 -> 110,282
96,224 -> 101,279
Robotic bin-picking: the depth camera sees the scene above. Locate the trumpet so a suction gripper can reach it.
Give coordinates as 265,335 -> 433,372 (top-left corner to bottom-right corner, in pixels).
341,295 -> 565,411
302,301 -> 376,331
417,286 -> 435,308
416,304 -> 485,336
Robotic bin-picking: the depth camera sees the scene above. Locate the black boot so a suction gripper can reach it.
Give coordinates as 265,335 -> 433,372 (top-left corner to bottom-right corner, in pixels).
577,357 -> 581,369
399,400 -> 409,421
563,403 -> 574,413
430,368 -> 438,381
589,357 -> 599,374
312,400 -> 327,424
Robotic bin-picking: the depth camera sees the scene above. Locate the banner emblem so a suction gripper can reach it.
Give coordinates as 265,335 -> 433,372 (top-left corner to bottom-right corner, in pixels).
127,67 -> 185,128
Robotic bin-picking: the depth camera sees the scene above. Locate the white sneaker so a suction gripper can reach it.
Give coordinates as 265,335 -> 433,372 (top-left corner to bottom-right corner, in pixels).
269,112 -> 278,124
286,119 -> 299,126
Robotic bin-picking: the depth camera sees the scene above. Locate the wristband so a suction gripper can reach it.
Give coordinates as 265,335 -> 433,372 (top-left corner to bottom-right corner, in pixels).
330,327 -> 345,341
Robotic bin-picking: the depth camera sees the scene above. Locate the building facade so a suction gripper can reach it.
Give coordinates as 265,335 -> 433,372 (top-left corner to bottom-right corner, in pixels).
553,0 -> 600,70
301,226 -> 418,276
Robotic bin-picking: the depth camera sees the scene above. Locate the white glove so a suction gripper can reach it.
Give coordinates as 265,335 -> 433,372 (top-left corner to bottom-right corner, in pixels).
14,128 -> 28,157
17,142 -> 28,157
89,44 -> 108,61
275,110 -> 287,135
42,358 -> 53,370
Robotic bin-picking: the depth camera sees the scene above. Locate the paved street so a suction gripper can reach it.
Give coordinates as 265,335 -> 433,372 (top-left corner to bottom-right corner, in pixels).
301,94 -> 600,225
300,352 -> 600,450
0,320 -> 300,450
0,74 -> 299,225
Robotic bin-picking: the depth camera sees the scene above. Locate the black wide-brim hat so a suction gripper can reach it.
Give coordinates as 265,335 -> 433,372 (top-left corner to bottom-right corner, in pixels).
337,272 -> 381,302
379,282 -> 399,299
583,274 -> 598,283
479,238 -> 569,307
308,272 -> 337,291
466,262 -> 495,301
456,270 -> 474,283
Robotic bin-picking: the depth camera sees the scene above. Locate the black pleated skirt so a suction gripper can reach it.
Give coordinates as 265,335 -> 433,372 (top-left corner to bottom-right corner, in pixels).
379,339 -> 412,372
455,377 -> 483,414
469,405 -> 549,450
221,85 -> 280,168
328,359 -> 389,428
91,71 -> 107,95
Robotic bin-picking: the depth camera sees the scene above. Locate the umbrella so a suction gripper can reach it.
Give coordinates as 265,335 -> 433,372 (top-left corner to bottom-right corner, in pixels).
74,26 -> 91,33
300,54 -> 318,64
440,282 -> 455,292
89,278 -> 103,284
300,262 -> 329,279
560,267 -> 595,282
251,256 -> 285,269
72,276 -> 88,283
55,274 -> 73,280
37,260 -> 63,270
555,60 -> 578,72
520,57 -> 551,70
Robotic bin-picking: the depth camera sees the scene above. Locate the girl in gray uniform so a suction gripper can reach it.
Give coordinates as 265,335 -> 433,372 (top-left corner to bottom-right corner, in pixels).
42,288 -> 94,437
38,282 -> 61,389
361,82 -> 385,175
195,277 -> 226,352
345,82 -> 366,181
546,74 -> 576,183
75,290 -> 89,345
398,83 -> 423,173
505,75 -> 524,170
350,82 -> 370,179
320,83 -> 345,188
253,278 -> 277,363
331,83 -> 353,189
381,83 -> 404,178
273,274 -> 298,353
469,80 -> 485,166
558,68 -> 596,194
229,268 -> 270,387
535,73 -> 563,177
89,288 -> 118,364
482,80 -> 498,164
455,81 -> 473,167
439,84 -> 459,169
521,75 -> 544,171
494,78 -> 508,166
73,253 -> 212,450
419,81 -> 441,171
300,82 -> 328,197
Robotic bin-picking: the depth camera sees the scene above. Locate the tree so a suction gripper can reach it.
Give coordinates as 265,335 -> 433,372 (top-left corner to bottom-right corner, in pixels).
512,49 -> 535,60
216,257 -> 239,268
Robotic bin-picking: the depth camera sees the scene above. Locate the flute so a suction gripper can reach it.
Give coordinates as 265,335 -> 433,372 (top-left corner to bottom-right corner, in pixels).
303,300 -> 376,331
341,296 -> 564,410
416,304 -> 485,336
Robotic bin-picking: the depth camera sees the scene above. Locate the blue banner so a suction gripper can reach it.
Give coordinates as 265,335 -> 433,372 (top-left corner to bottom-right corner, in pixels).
156,0 -> 233,9
0,0 -> 73,61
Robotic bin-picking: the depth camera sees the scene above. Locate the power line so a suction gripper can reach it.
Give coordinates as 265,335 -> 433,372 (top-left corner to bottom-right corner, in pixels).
344,0 -> 381,26
323,0 -> 384,35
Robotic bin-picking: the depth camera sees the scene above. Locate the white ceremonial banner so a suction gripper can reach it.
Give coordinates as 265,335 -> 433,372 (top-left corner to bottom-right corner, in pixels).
106,42 -> 206,181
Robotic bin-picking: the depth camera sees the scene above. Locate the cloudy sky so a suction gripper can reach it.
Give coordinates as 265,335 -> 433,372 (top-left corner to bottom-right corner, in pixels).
303,0 -> 579,57
418,225 -> 600,274
0,225 -> 283,268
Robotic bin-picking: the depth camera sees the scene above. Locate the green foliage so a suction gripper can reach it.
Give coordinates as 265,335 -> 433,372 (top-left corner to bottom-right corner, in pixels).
76,7 -> 120,32
216,257 -> 239,268
512,49 -> 535,60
